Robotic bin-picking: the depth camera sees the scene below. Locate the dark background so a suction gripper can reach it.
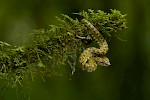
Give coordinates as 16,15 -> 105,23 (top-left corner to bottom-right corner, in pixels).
0,0 -> 150,100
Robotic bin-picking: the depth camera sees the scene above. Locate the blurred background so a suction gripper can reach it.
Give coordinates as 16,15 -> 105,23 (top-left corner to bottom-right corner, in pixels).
0,0 -> 150,100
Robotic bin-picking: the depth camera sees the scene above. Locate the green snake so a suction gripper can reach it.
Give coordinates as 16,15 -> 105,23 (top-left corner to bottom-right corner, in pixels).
79,19 -> 110,72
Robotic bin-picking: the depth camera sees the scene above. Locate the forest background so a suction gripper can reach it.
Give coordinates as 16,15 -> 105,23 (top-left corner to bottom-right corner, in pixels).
0,0 -> 150,100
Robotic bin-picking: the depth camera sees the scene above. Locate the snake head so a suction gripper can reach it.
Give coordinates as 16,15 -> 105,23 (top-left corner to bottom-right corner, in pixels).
95,56 -> 110,67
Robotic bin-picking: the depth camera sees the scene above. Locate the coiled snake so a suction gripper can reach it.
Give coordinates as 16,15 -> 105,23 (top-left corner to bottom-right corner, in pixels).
79,19 -> 110,72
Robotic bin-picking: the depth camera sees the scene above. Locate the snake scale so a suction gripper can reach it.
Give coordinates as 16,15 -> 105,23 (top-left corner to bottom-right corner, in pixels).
79,19 -> 110,72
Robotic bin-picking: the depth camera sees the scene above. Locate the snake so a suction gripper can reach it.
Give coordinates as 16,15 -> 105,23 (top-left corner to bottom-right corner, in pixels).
79,19 -> 110,72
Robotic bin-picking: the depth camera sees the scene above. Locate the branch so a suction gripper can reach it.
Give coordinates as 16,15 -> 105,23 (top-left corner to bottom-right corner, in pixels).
0,9 -> 127,87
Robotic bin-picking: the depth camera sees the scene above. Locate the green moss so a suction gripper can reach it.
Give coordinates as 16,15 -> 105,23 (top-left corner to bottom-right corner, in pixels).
0,9 -> 127,87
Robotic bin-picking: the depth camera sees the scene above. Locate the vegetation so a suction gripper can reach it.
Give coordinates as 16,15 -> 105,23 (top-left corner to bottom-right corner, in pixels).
0,9 -> 127,87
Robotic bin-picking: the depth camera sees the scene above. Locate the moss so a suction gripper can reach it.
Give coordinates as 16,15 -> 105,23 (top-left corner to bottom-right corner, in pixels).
0,9 -> 127,87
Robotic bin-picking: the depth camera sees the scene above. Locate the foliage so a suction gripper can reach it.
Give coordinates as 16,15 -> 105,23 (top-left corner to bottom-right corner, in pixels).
0,9 -> 127,87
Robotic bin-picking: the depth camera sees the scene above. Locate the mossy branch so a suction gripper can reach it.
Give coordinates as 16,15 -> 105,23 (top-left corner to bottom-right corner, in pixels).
0,9 -> 127,87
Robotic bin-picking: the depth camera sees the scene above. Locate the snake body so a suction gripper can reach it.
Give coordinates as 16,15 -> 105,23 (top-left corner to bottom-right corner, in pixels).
79,19 -> 110,72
